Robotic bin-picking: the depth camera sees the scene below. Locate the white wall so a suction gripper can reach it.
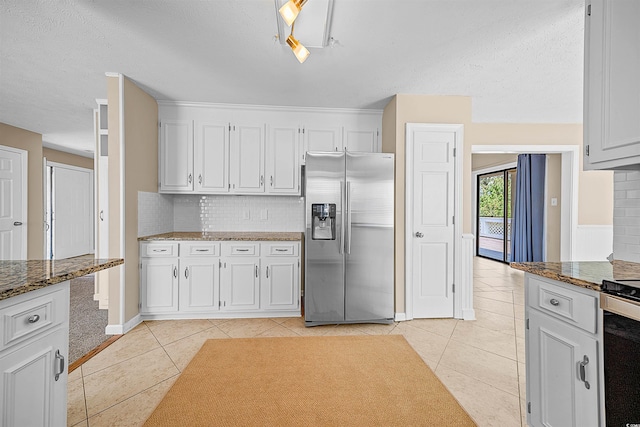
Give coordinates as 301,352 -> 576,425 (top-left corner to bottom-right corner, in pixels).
613,171 -> 640,262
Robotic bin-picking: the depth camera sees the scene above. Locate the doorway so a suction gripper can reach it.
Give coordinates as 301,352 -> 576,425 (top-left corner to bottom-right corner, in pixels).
0,145 -> 27,260
476,167 -> 516,263
45,161 -> 94,259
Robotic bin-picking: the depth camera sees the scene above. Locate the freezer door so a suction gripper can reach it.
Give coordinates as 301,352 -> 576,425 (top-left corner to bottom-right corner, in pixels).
345,152 -> 395,321
305,152 -> 345,323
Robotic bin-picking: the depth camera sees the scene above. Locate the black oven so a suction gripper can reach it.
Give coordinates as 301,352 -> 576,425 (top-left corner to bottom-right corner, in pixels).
601,280 -> 640,426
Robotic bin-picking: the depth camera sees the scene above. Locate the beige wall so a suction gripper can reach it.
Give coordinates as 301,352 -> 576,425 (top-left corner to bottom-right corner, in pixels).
0,123 -> 44,259
382,95 -> 614,314
546,154 -> 562,261
123,77 -> 158,322
472,154 -> 518,171
43,147 -> 93,170
106,75 -> 158,326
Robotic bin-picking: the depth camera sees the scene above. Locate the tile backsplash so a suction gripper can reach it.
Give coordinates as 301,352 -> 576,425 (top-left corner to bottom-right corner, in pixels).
138,192 -> 305,236
613,171 -> 640,262
138,192 -> 174,237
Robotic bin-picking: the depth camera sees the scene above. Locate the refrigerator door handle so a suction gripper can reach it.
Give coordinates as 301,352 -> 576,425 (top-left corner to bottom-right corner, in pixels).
339,180 -> 345,254
346,181 -> 352,254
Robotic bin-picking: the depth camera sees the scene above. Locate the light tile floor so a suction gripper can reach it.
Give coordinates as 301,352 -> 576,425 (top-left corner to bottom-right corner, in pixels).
67,256 -> 526,427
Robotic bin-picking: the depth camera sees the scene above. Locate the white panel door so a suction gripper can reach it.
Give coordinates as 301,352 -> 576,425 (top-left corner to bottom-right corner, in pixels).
220,258 -> 260,311
0,146 -> 26,260
303,125 -> 342,163
52,165 -> 94,259
409,126 -> 456,318
179,258 -> 219,312
195,122 -> 229,193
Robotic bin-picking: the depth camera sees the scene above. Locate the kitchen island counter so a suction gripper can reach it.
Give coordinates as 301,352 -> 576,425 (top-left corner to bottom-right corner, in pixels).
510,259 -> 640,291
0,255 -> 124,301
139,231 -> 303,242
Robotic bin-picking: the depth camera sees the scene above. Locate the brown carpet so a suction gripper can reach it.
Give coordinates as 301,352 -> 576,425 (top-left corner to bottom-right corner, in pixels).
144,335 -> 476,426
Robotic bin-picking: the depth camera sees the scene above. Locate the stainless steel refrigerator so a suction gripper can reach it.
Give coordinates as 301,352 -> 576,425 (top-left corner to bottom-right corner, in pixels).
304,151 -> 394,326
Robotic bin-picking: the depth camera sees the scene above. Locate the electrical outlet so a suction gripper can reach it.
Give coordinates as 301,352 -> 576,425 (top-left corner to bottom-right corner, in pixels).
551,198 -> 558,207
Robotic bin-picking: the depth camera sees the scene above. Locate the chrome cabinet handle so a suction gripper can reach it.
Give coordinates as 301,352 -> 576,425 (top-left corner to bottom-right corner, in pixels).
275,248 -> 287,252
195,249 -> 209,252
99,210 -> 104,221
236,249 -> 249,252
13,221 -> 23,226
550,299 -> 560,306
579,355 -> 590,389
185,268 -> 189,279
199,174 -> 202,184
173,267 -> 177,278
255,265 -> 258,278
266,266 -> 270,278
260,175 -> 264,186
270,176 -> 273,187
152,249 -> 167,252
415,232 -> 424,238
188,174 -> 192,184
54,350 -> 65,381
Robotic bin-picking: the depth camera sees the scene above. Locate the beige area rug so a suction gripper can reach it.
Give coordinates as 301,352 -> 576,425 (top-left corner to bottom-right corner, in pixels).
144,335 -> 476,426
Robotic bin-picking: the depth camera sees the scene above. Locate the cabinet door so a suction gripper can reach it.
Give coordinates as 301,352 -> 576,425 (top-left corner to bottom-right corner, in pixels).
159,120 -> 193,192
141,258 -> 179,313
303,125 -> 342,163
179,258 -> 219,312
195,122 -> 229,193
0,328 -> 67,427
527,310 -> 600,427
262,258 -> 299,310
344,127 -> 379,152
230,123 -> 265,193
267,125 -> 300,195
585,0 -> 640,168
220,258 -> 260,311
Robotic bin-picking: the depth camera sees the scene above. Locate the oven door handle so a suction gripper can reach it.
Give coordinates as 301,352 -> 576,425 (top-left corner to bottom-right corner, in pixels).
578,355 -> 590,389
601,293 -> 640,322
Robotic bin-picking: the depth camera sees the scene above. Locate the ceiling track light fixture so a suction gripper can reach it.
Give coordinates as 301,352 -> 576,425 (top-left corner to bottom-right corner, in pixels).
286,22 -> 310,63
279,0 -> 307,27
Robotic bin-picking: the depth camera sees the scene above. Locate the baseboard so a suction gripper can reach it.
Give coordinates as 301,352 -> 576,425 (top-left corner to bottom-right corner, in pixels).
462,308 -> 476,321
394,312 -> 407,322
124,314 -> 142,334
105,324 -> 123,335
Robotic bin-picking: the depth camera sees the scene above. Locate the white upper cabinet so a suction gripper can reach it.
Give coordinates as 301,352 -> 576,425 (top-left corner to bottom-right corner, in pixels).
195,121 -> 229,193
267,124 -> 300,195
584,0 -> 640,169
158,103 -> 382,192
159,120 -> 193,192
230,123 -> 265,193
344,127 -> 379,153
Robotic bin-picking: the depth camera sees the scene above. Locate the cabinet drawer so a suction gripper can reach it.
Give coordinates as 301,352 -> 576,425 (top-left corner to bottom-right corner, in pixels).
141,242 -> 178,257
182,242 -> 220,257
527,277 -> 598,334
222,242 -> 260,256
0,286 -> 68,352
263,243 -> 299,256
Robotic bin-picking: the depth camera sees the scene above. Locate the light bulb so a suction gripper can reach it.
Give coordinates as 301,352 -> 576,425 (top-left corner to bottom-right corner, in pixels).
279,0 -> 302,27
286,34 -> 310,63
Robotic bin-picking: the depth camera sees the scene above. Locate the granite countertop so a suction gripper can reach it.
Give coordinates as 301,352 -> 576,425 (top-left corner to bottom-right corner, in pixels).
0,254 -> 124,301
139,232 -> 303,242
510,260 -> 640,291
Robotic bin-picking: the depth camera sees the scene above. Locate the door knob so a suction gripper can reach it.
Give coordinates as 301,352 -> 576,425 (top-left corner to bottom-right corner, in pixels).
415,232 -> 424,238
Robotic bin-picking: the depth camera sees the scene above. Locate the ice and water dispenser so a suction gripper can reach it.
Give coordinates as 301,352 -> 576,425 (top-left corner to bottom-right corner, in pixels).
311,203 -> 336,240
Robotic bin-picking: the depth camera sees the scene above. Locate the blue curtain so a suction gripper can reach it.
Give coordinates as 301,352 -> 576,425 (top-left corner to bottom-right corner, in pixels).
510,154 -> 546,262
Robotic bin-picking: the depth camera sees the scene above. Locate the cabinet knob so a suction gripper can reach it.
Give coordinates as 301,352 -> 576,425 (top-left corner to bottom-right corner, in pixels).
549,298 -> 560,306
27,314 -> 40,323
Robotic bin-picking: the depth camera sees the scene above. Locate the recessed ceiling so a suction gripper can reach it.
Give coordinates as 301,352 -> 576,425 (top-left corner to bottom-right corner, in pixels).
0,0 -> 585,155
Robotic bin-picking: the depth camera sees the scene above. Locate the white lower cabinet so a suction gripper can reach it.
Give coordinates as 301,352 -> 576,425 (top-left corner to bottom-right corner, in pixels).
525,274 -> 602,427
0,282 -> 70,427
140,240 -> 301,318
140,257 -> 179,314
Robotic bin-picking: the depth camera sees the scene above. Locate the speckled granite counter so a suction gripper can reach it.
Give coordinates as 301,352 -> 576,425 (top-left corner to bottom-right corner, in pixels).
0,255 -> 124,301
139,232 -> 303,241
510,260 -> 640,291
